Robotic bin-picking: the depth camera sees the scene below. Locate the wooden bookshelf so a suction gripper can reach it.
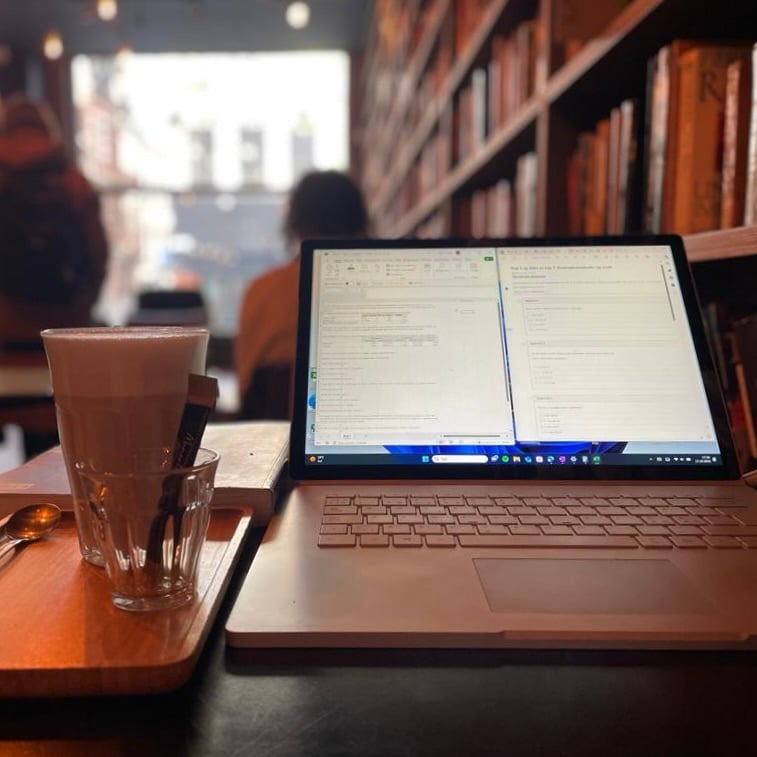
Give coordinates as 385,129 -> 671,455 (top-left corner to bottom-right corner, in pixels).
357,0 -> 757,268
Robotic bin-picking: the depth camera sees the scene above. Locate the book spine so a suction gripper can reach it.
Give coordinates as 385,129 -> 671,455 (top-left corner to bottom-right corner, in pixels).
720,58 -> 750,227
643,47 -> 670,233
744,44 -> 757,225
617,98 -> 641,232
673,45 -> 751,234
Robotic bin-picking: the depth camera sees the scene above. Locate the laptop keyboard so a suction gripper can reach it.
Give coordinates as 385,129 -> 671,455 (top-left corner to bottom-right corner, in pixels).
318,494 -> 757,549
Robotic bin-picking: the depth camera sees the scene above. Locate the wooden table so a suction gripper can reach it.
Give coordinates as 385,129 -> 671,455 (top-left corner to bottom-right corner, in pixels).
1,529 -> 756,757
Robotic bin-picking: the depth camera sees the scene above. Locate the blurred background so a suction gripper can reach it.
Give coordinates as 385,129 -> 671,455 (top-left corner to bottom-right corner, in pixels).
0,0 -> 370,336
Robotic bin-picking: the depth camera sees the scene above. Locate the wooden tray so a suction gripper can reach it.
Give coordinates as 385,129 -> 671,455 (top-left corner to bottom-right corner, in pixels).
0,507 -> 251,698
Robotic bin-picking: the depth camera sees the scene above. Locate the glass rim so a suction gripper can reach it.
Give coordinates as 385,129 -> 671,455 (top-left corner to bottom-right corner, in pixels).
74,447 -> 219,478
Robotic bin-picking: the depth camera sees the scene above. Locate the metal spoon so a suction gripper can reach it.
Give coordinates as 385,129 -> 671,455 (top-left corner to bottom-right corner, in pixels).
0,503 -> 62,561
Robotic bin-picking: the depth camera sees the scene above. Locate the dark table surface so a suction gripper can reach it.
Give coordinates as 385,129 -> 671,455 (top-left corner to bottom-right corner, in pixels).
3,528 -> 757,757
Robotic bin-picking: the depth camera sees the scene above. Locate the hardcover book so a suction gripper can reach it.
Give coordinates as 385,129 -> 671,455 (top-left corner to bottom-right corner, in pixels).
0,421 -> 290,526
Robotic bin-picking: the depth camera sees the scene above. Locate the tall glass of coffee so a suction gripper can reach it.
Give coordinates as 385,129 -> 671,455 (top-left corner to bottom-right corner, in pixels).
41,326 -> 209,566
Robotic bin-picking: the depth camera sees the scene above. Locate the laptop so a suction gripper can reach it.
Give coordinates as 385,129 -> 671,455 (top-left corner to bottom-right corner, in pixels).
226,235 -> 757,650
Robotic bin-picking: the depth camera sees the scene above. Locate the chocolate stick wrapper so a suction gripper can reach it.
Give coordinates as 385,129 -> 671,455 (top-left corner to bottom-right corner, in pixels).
146,373 -> 218,566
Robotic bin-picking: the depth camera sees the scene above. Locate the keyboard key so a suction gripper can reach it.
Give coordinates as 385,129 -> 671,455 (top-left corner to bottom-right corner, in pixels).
355,496 -> 380,506
606,525 -> 639,536
438,497 -> 464,506
670,526 -> 703,536
659,507 -> 687,516
414,524 -> 444,535
636,536 -> 672,549
360,534 -> 390,547
384,524 -> 411,535
477,524 -> 509,535
673,515 -> 705,525
541,525 -> 573,536
509,506 -> 537,516
425,535 -> 457,547
567,506 -> 594,516
391,506 -> 417,515
573,525 -> 606,535
362,506 -> 388,515
493,497 -> 523,506
393,535 -> 423,547
581,515 -> 612,526
638,525 -> 671,536
670,536 -> 707,548
450,506 -> 476,515
704,536 -> 742,549
457,535 -> 638,548
538,506 -> 568,516
667,498 -> 698,508
383,497 -> 407,506
352,524 -> 379,535
427,514 -> 455,525
397,514 -> 424,524
509,525 -> 542,535
367,515 -> 393,525
324,505 -> 358,515
420,506 -> 446,515
520,515 -> 550,526
459,514 -> 487,525
553,498 -> 582,507
318,534 -> 357,547
627,506 -> 656,516
479,506 -> 508,516
410,496 -> 436,506
446,524 -> 476,535
550,515 -> 582,526
598,506 -> 625,516
320,524 -> 348,534
466,497 -> 492,506
325,497 -> 352,506
612,515 -> 644,526
488,515 -> 519,525
738,537 -> 757,548
323,514 -> 363,525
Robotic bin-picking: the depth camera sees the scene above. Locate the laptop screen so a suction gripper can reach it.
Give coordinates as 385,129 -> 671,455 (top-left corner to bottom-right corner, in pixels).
290,236 -> 739,481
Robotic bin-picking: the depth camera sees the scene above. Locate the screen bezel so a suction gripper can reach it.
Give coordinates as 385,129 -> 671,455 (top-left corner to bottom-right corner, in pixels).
289,235 -> 740,482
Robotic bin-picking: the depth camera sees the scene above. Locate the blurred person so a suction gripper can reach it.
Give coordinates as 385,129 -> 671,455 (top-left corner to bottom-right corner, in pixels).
235,170 -> 368,417
0,95 -> 108,355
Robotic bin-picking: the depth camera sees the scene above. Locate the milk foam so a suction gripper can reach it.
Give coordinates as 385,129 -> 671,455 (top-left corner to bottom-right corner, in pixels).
42,327 -> 208,398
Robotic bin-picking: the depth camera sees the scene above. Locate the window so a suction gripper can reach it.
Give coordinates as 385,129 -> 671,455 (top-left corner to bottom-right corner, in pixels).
72,51 -> 350,335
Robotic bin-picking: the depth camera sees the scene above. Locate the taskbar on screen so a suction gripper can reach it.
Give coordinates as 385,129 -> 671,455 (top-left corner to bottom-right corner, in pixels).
303,452 -> 722,467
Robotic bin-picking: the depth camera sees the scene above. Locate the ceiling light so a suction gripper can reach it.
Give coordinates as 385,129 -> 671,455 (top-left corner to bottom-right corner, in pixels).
285,1 -> 310,29
97,0 -> 118,22
43,30 -> 64,60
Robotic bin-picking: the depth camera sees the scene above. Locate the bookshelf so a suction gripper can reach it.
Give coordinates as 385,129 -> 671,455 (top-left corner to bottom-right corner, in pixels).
357,0 -> 757,263
356,0 -> 757,468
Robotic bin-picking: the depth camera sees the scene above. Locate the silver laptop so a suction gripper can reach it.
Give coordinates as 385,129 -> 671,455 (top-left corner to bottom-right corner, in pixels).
226,235 -> 757,650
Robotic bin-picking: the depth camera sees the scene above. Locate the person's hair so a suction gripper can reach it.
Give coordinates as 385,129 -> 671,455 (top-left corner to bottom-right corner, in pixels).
0,94 -> 63,142
284,170 -> 368,243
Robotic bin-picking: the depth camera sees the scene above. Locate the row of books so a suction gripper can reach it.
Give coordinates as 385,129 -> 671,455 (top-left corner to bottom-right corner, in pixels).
566,99 -> 643,235
452,151 -> 538,238
644,40 -> 757,234
565,40 -> 757,236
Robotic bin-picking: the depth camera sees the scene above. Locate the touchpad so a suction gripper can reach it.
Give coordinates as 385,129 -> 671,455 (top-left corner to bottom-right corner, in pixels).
473,558 -> 713,615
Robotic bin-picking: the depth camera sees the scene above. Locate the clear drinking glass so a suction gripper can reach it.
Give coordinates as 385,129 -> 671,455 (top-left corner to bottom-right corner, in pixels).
41,326 -> 209,567
76,447 -> 219,611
